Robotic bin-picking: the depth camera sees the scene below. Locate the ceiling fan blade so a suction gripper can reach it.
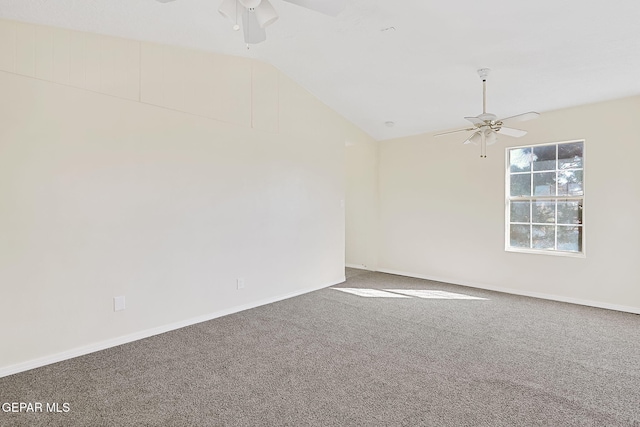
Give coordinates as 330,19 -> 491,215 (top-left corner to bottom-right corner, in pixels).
281,0 -> 346,16
464,131 -> 482,145
434,127 -> 475,137
500,111 -> 540,124
497,127 -> 527,138
464,116 -> 484,126
242,9 -> 267,44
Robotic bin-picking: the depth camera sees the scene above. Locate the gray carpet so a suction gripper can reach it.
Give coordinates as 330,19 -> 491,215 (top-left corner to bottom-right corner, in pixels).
1,269 -> 639,426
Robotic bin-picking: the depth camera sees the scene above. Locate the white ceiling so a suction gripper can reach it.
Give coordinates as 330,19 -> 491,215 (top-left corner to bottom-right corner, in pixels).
1,0 -> 640,140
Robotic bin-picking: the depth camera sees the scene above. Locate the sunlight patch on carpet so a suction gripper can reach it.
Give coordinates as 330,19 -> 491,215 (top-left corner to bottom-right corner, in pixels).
331,288 -> 411,298
384,289 -> 488,300
331,288 -> 488,300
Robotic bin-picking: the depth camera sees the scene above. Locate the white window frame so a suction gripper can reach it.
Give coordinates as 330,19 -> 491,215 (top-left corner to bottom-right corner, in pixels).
505,139 -> 586,257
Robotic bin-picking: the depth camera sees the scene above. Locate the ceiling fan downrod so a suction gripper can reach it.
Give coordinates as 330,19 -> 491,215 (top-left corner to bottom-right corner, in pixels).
478,68 -> 490,115
479,68 -> 490,158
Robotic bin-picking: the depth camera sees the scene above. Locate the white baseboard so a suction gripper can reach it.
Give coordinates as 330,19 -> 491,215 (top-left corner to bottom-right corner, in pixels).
0,277 -> 345,379
376,268 -> 640,315
345,263 -> 372,270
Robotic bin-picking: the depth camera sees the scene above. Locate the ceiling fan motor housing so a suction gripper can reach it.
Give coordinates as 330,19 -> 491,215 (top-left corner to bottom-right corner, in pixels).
477,113 -> 497,123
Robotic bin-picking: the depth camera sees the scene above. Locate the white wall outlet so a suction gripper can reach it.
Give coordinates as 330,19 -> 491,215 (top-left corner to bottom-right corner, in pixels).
237,278 -> 245,290
114,296 -> 126,312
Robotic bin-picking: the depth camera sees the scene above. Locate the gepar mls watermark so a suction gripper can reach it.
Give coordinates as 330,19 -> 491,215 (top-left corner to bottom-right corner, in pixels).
2,402 -> 70,413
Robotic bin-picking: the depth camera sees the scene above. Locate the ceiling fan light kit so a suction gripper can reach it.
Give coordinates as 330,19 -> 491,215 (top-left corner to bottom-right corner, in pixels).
239,0 -> 262,8
242,8 -> 267,44
254,0 -> 279,27
435,68 -> 540,158
158,0 -> 345,45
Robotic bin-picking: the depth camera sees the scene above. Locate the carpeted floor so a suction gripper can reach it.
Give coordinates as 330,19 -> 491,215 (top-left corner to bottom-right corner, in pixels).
1,269 -> 639,426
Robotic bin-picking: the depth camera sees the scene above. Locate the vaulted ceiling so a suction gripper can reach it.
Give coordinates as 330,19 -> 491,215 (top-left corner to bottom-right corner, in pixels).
1,0 -> 639,140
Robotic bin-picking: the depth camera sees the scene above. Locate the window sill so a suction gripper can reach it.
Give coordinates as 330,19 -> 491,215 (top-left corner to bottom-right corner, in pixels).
505,247 -> 586,258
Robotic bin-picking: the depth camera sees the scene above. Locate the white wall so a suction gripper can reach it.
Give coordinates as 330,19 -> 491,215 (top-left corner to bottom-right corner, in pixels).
377,96 -> 640,313
0,19 -> 370,376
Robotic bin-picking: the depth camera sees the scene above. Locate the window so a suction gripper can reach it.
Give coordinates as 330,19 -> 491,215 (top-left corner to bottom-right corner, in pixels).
506,140 -> 584,255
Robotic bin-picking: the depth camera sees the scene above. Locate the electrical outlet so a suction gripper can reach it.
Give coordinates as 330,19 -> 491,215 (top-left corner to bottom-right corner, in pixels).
114,296 -> 126,312
237,278 -> 245,290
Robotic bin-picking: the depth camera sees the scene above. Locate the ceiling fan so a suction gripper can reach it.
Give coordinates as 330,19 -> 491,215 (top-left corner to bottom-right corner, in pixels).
434,69 -> 539,158
156,0 -> 346,45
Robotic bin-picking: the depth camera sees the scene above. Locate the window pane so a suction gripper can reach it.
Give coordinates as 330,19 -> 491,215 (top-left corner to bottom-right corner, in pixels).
533,172 -> 556,196
532,225 -> 555,249
557,226 -> 582,252
532,200 -> 555,223
510,174 -> 531,197
510,201 -> 530,223
510,224 -> 530,248
510,147 -> 532,173
557,200 -> 582,224
558,142 -> 583,170
533,145 -> 556,171
557,170 -> 583,196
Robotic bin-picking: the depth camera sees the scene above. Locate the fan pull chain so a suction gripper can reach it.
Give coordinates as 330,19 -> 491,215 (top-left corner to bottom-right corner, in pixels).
233,0 -> 241,31
480,131 -> 487,158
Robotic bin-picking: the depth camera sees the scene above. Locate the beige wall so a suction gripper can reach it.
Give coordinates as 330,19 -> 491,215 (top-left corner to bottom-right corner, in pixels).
345,137 -> 378,270
0,19 -> 370,376
377,96 -> 640,313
